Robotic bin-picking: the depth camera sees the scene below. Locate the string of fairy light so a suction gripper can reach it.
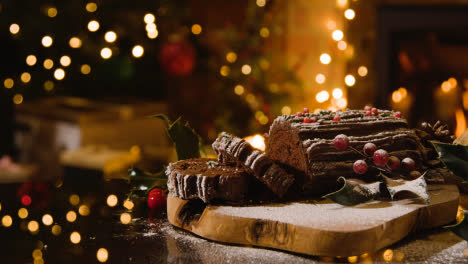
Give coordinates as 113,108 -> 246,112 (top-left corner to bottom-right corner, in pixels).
0,188 -> 136,263
3,2 -> 158,105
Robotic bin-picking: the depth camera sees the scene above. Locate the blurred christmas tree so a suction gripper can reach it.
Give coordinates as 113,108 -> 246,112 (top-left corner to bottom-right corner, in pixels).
0,0 -> 300,140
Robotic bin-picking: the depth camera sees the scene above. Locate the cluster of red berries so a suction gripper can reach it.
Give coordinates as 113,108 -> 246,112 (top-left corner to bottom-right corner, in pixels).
333,134 -> 420,179
297,108 -> 341,123
363,105 -> 401,118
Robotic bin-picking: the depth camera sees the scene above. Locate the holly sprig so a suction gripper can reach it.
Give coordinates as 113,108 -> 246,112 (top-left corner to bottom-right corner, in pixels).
127,114 -> 204,199
323,134 -> 430,205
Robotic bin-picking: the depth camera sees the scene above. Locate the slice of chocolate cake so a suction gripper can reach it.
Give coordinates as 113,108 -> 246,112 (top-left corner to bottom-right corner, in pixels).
212,132 -> 295,198
166,158 -> 251,203
266,109 -> 428,192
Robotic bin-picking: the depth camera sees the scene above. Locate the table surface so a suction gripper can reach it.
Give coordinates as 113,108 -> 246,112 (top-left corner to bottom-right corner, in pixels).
0,176 -> 467,263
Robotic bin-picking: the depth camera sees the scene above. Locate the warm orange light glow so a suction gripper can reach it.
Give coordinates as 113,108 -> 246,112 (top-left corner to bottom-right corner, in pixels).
107,195 -> 118,207
69,37 -> 82,48
332,30 -> 344,41
97,248 -> 109,262
244,135 -> 266,151
42,214 -> 53,226
1,215 -> 12,227
191,24 -> 202,35
120,212 -> 131,224
234,85 -> 244,95
18,208 -> 28,219
66,211 -> 77,222
316,90 -> 330,103
315,73 -> 326,84
51,225 -> 62,236
337,40 -> 347,50
382,249 -> 394,262
344,9 -> 355,20
320,53 -> 331,64
79,205 -> 90,216
70,231 -> 81,244
241,65 -> 252,75
392,90 -> 403,103
69,194 -> 80,205
88,20 -> 100,32
28,220 -> 39,233
455,109 -> 467,138
144,13 -> 155,24
123,200 -> 134,210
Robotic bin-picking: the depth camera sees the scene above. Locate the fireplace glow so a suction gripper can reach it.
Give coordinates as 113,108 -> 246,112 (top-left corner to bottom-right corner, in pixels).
455,108 -> 467,137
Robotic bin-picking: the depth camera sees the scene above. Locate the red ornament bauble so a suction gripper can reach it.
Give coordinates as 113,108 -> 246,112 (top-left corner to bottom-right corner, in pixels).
159,40 -> 195,76
147,188 -> 167,211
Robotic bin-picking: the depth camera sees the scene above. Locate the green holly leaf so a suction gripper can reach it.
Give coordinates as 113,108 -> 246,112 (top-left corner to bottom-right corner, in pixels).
432,142 -> 468,182
382,174 -> 430,203
154,114 -> 201,160
445,210 -> 468,241
323,177 -> 382,206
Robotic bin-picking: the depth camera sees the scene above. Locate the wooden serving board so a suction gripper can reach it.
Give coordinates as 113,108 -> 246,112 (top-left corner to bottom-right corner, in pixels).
167,184 -> 460,257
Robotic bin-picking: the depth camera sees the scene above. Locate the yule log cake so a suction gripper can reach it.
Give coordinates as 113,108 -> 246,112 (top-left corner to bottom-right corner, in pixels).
266,109 -> 428,192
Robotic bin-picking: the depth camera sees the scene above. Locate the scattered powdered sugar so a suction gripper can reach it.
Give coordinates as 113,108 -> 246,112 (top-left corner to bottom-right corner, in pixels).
212,199 -> 420,232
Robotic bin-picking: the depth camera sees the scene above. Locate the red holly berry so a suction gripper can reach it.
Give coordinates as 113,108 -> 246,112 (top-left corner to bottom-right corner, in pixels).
302,108 -> 309,114
373,149 -> 389,166
402,157 -> 415,171
364,105 -> 371,111
296,112 -> 302,117
336,109 -> 342,112
353,160 -> 368,174
333,115 -> 341,121
304,117 -> 315,123
364,111 -> 371,116
371,108 -> 378,115
394,112 -> 402,118
147,188 -> 167,211
363,143 -> 377,156
333,134 -> 349,150
409,170 -> 422,179
387,156 -> 401,170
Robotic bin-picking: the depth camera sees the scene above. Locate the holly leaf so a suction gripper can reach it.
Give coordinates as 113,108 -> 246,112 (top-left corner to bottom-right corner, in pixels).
432,142 -> 468,182
445,210 -> 468,241
382,174 -> 430,203
128,167 -> 167,193
323,177 -> 382,206
154,114 -> 201,160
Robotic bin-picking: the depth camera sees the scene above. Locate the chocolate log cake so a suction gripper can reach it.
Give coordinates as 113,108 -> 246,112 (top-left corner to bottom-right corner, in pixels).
266,109 -> 428,191
166,158 -> 251,203
212,132 -> 295,198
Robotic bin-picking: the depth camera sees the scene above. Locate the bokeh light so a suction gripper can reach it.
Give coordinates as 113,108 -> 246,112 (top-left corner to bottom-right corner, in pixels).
69,37 -> 82,48
86,2 -> 97,12
42,214 -> 53,226
41,36 -> 53,47
4,78 -> 14,89
47,7 -> 57,18
79,205 -> 90,216
144,13 -> 155,24
226,52 -> 237,63
1,215 -> 12,227
60,56 -> 71,67
220,65 -> 230,77
147,30 -> 159,39
281,106 -> 291,115
88,20 -> 100,32
70,231 -> 81,244
97,248 -> 109,263
69,194 -> 80,205
120,212 -> 131,224
81,64 -> 91,75
107,194 -> 118,207
241,64 -> 252,75
9,23 -> 20,34
316,90 -> 330,103
320,53 -> 331,64
43,59 -> 54,69
21,195 -> 32,206
28,220 -> 39,233
345,74 -> 356,86
54,68 -> 65,80
44,80 -> 54,92
100,48 -> 112,59
13,94 -> 23,104
123,200 -> 134,210
344,9 -> 355,20
259,27 -> 270,38
337,98 -> 348,108
66,211 -> 77,222
18,208 -> 28,219
26,55 -> 37,66
337,40 -> 347,50
256,0 -> 266,7
332,88 -> 343,99
104,31 -> 117,43
51,225 -> 62,236
358,66 -> 368,77
383,249 -> 394,262
191,24 -> 202,35
234,85 -> 245,95
20,72 -> 31,83
132,45 -> 144,58
332,30 -> 344,41
315,73 -> 326,84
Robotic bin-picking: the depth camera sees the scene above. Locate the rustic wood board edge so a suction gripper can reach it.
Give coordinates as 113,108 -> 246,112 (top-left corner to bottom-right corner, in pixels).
167,184 -> 459,256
